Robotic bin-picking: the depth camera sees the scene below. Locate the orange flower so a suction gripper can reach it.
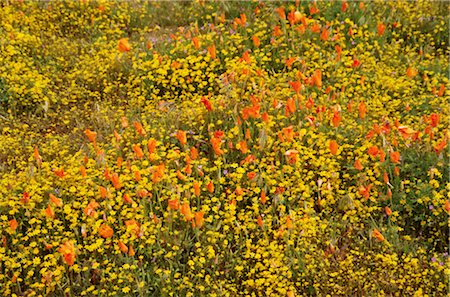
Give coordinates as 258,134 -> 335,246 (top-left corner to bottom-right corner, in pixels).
54,168 -> 65,178
372,229 -> 385,242
286,216 -> 293,229
437,83 -> 445,97
21,192 -> 30,204
329,140 -> 339,155
33,146 -> 42,166
194,211 -> 204,228
260,191 -> 267,204
208,44 -> 216,60
133,121 -> 146,136
390,151 -> 401,164
168,199 -> 180,210
445,200 -> 450,214
207,182 -> 214,193
181,202 -> 194,221
45,204 -> 55,218
252,35 -> 260,47
385,206 -> 392,216
99,224 -> 114,238
331,111 -> 341,127
125,220 -> 141,237
429,113 -> 439,127
320,29 -> 329,41
358,101 -> 367,119
193,181 -> 201,197
80,165 -> 87,177
118,241 -> 128,254
176,130 -> 187,146
146,139 -> 157,155
118,38 -> 131,52
211,136 -> 224,155
341,1 -> 348,12
368,146 -> 379,158
288,81 -> 302,93
111,173 -> 121,190
201,96 -> 213,111
434,139 -> 447,154
49,194 -> 63,207
128,245 -> 135,256
99,186 -> 108,199
123,194 -> 133,204
257,215 -> 264,227
84,129 -> 97,143
132,144 -> 144,159
354,159 -> 363,171
9,219 -> 18,232
84,200 -> 100,217
406,67 -> 418,78
192,37 -> 200,49
377,23 -> 386,36
59,241 -> 76,266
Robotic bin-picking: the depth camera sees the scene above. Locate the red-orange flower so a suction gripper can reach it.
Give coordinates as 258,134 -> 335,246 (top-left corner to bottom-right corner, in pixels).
99,224 -> 114,238
118,38 -> 131,52
329,140 -> 339,155
59,241 -> 76,266
372,229 -> 385,242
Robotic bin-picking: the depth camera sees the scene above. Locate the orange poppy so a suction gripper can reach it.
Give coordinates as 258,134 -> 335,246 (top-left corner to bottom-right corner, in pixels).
99,224 -> 113,238
252,35 -> 260,47
208,44 -> 216,60
354,159 -> 363,171
390,151 -> 401,164
22,192 -> 30,204
385,206 -> 392,216
207,181 -> 214,193
368,146 -> 379,157
49,194 -> 63,207
358,101 -> 367,119
192,37 -> 200,49
118,241 -> 128,254
168,199 -> 180,210
320,29 -> 329,41
260,191 -> 267,204
211,137 -> 224,155
181,202 -> 194,221
118,38 -> 131,53
9,219 -> 18,232
341,1 -> 348,12
84,129 -> 97,143
133,122 -> 146,136
123,194 -> 133,204
332,111 -> 341,127
329,140 -> 339,155
84,200 -> 100,217
54,168 -> 65,178
176,130 -> 187,146
257,215 -> 264,227
372,229 -> 385,242
377,23 -> 386,36
111,173 -> 121,190
59,241 -> 76,266
195,211 -> 204,228
147,138 -> 157,154
193,181 -> 201,196
286,216 -> 293,229
406,67 -> 418,78
132,144 -> 144,159
45,204 -> 55,218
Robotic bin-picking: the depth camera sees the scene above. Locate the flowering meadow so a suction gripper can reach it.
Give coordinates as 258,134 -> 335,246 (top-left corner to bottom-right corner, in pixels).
0,0 -> 449,296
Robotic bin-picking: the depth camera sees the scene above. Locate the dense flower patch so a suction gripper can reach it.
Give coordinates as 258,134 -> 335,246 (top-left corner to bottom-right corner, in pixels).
0,1 -> 449,296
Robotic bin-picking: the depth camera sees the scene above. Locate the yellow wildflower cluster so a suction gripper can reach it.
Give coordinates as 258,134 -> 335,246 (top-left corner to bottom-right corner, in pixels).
0,1 -> 448,296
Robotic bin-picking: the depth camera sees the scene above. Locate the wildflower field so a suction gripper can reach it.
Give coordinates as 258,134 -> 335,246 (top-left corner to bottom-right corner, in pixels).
0,0 -> 449,296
